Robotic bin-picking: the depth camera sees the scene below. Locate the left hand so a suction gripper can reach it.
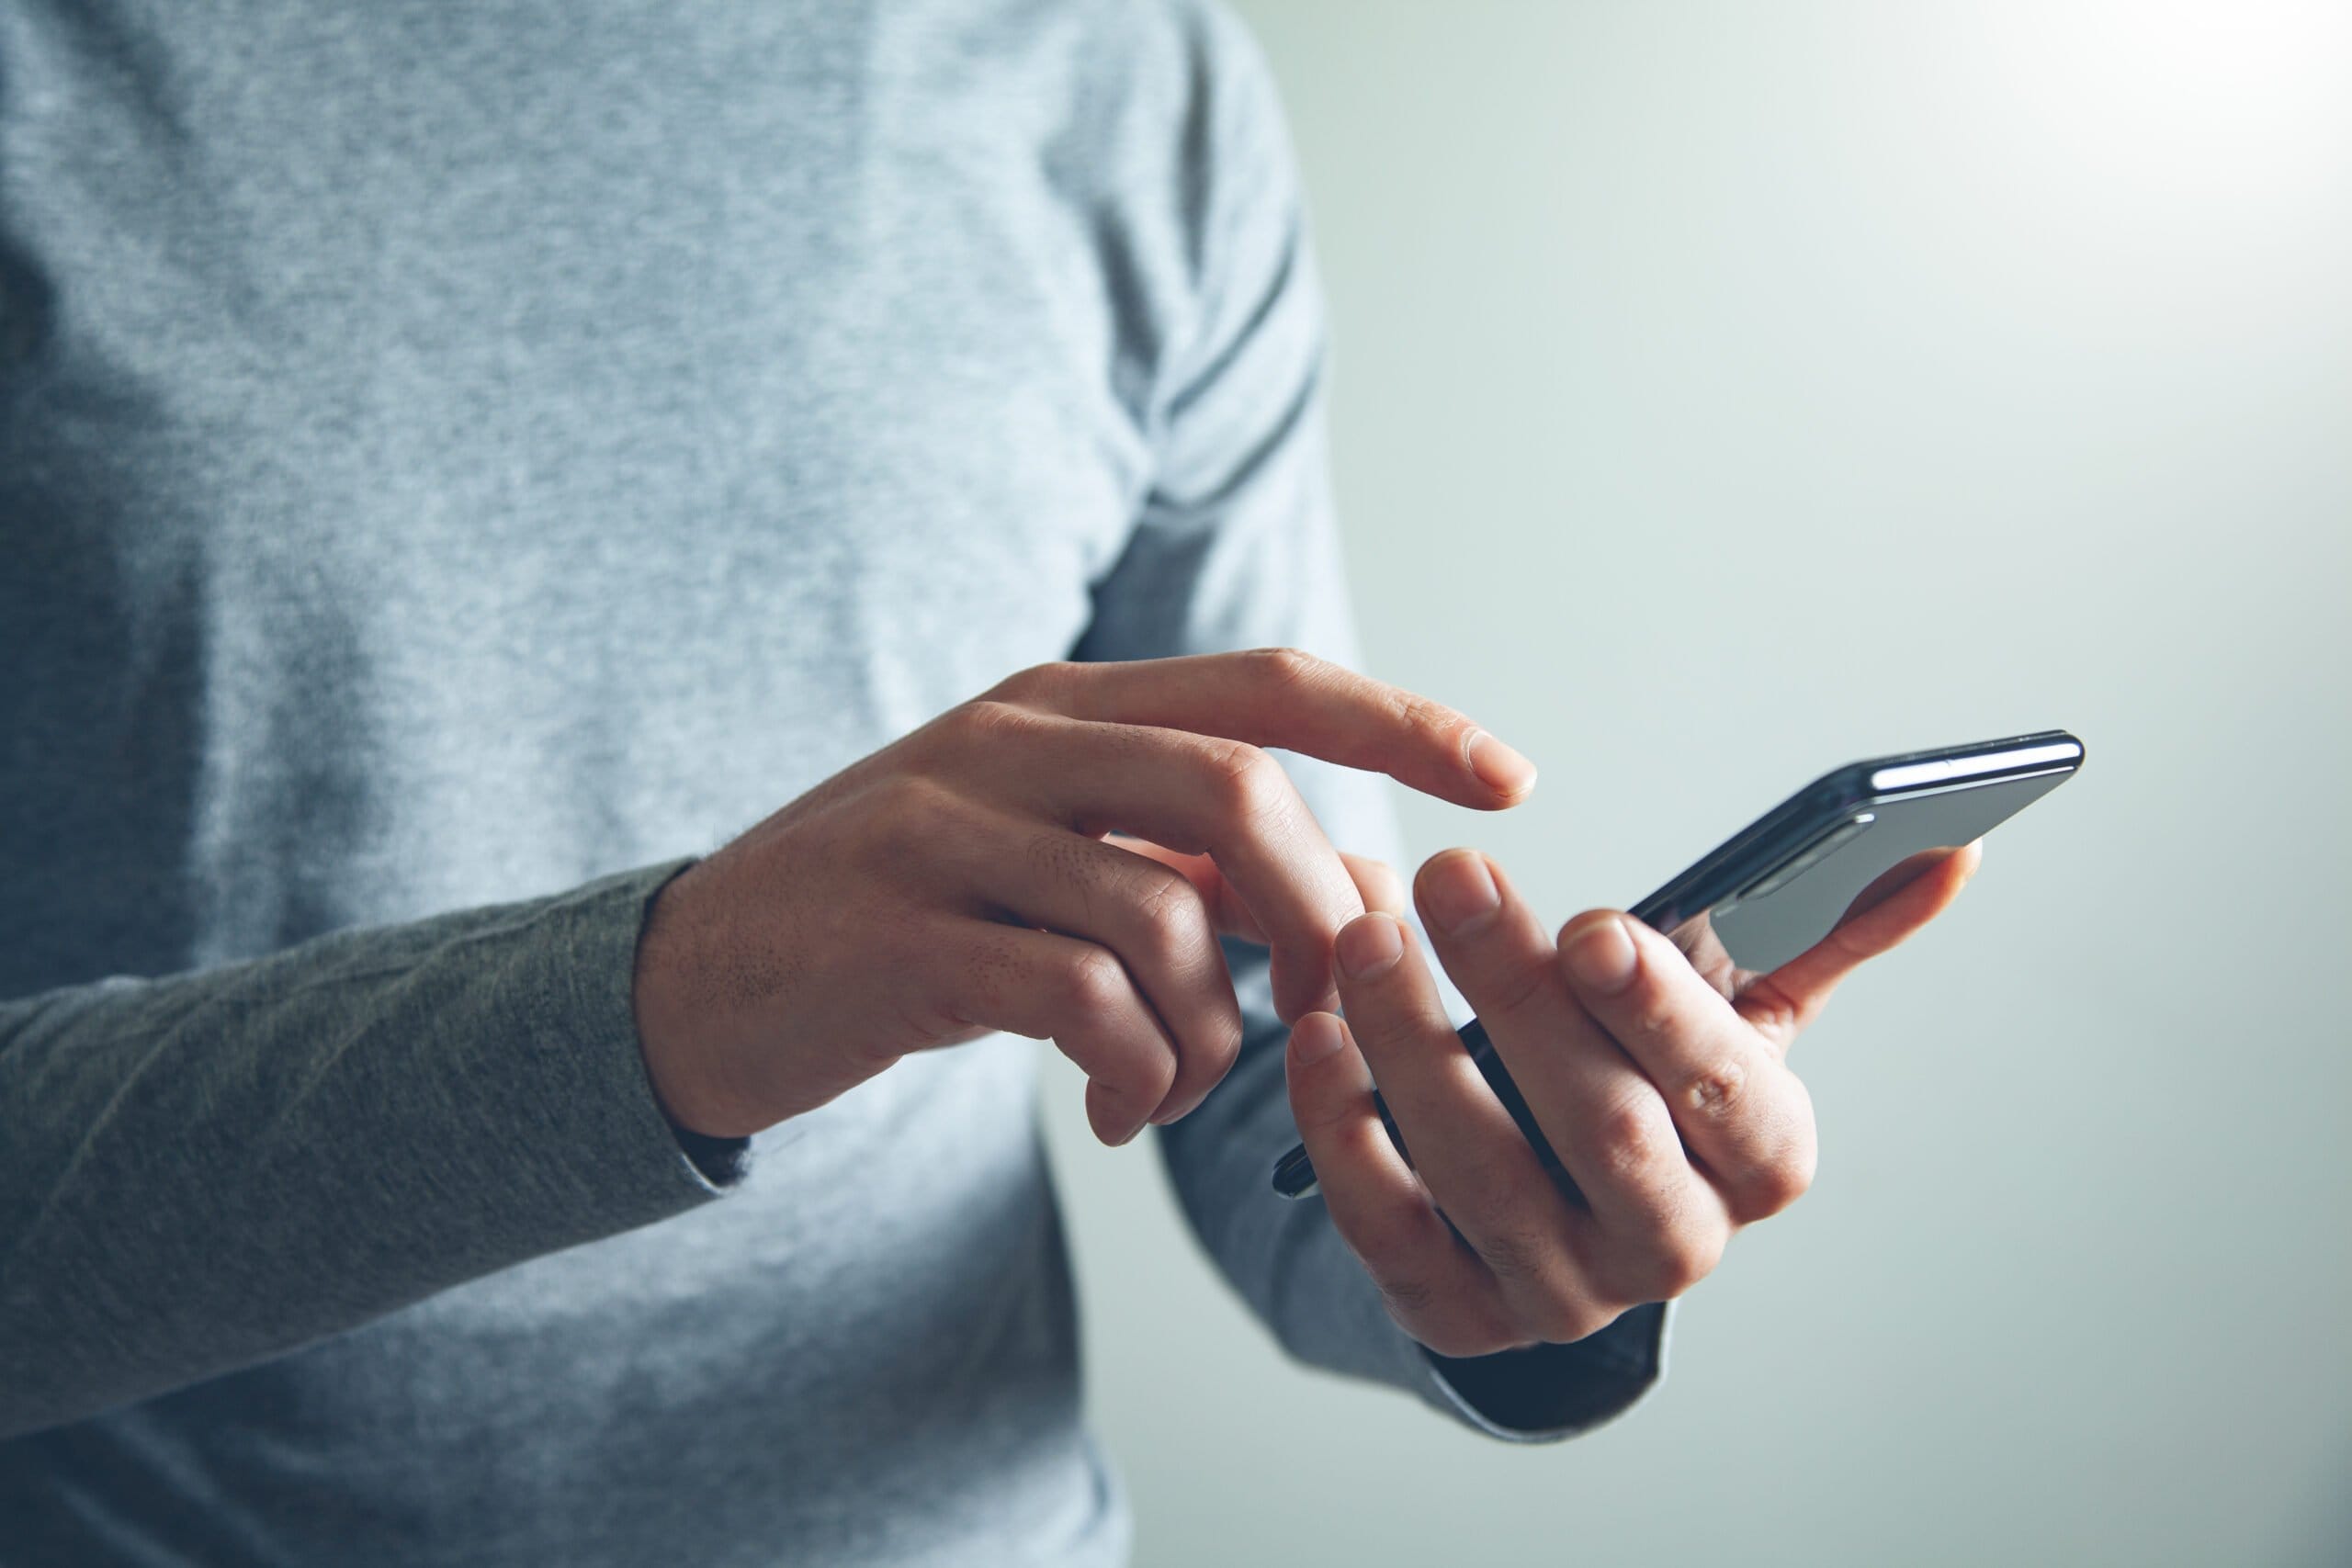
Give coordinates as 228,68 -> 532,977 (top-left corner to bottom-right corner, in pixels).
1283,840 -> 1981,1358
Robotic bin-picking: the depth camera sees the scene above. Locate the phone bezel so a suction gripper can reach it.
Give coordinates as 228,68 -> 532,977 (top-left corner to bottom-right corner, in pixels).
1625,729 -> 2084,934
1268,729 -> 2085,1201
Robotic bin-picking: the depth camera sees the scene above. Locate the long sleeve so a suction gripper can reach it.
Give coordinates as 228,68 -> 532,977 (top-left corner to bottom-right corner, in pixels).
1077,8 -> 1667,1441
0,856 -> 744,1439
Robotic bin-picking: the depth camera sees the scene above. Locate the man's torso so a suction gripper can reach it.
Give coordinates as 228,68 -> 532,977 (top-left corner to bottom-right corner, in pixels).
0,1 -> 1240,1559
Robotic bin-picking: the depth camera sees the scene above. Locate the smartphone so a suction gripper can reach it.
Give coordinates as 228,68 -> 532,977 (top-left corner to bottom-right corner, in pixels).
1269,729 -> 2085,1199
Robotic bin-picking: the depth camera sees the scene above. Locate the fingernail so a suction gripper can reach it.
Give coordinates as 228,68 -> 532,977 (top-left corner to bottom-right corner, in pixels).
1464,729 -> 1537,798
1334,912 -> 1405,982
1422,851 -> 1501,935
1291,1012 -> 1347,1066
1563,916 -> 1638,995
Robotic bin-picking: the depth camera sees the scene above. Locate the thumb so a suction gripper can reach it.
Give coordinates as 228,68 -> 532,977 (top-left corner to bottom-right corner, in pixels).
1738,840 -> 1984,1044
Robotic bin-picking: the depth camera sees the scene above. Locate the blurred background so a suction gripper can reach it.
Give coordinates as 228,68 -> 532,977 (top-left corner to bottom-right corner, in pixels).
1036,3 -> 2352,1564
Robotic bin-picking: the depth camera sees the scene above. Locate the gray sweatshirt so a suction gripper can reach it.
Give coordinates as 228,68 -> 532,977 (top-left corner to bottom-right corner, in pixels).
0,1 -> 1664,1561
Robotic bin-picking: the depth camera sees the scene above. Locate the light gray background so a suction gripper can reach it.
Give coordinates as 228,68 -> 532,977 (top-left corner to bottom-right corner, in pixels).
1035,4 -> 2352,1564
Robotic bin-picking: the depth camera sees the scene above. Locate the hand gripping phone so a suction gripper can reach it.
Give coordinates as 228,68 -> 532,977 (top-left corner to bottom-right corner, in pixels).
1270,730 -> 2086,1199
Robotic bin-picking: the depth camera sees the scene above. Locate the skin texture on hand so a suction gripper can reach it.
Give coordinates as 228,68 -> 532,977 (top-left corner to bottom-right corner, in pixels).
634,643 -> 1982,1362
628,649 -> 1532,1145
1283,840 -> 1982,1358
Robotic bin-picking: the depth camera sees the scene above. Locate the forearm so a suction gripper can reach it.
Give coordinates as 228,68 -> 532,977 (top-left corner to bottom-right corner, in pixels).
0,857 -> 735,1438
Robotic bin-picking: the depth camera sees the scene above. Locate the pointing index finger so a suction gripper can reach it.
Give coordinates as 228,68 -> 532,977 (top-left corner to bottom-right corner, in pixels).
996,649 -> 1535,809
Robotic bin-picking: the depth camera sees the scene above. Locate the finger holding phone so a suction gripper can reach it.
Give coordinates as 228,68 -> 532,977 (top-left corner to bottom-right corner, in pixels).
1284,838 -> 1982,1359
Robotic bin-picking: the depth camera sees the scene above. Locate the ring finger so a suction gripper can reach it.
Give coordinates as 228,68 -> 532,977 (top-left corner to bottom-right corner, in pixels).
940,921 -> 1179,1146
974,819 -> 1244,1125
1330,912 -> 1611,1342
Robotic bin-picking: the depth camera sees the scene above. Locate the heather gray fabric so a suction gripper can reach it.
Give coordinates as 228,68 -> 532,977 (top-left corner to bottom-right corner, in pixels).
0,1 -> 1665,1561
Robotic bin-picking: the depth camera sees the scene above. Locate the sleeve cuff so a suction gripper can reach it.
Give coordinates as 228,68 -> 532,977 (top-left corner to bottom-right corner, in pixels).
483,854 -> 752,1212
1413,1300 -> 1672,1442
667,1122 -> 752,1188
1255,1200 -> 1671,1444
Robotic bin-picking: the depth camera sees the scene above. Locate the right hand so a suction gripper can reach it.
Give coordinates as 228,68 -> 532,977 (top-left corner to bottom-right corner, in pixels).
629,649 -> 1535,1145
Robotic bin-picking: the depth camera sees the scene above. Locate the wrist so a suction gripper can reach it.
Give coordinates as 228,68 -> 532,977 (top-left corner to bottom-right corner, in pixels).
630,861 -> 744,1139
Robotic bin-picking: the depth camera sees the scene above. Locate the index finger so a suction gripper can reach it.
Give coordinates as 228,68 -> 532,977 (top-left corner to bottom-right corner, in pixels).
992,649 -> 1536,809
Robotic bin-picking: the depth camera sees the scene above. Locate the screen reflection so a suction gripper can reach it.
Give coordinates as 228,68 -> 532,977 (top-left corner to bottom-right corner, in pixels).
1666,768 -> 2075,972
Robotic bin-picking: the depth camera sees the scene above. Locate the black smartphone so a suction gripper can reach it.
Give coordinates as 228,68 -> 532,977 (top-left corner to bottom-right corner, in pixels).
1269,729 -> 2085,1199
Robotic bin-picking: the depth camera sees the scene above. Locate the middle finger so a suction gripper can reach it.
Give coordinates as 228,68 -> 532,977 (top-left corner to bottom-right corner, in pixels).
1557,909 -> 1817,1224
1414,851 -> 1728,1304
1331,912 -> 1608,1340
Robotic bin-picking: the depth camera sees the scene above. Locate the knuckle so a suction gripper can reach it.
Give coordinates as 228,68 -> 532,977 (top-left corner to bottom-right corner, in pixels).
1201,741 -> 1289,827
1626,985 -> 1679,1044
1015,827 -> 1077,888
1059,946 -> 1131,1021
1390,687 -> 1457,747
1441,1139 -> 1536,1224
1737,1157 -> 1815,1223
983,661 -> 1074,706
1742,980 -> 1803,1038
1128,870 -> 1207,961
948,933 -> 1025,1032
1464,1221 -> 1553,1289
1370,1268 -> 1440,1325
1246,645 -> 1323,691
1644,1228 -> 1724,1299
1676,1057 -> 1750,1123
1198,1012 -> 1245,1082
1724,1074 -> 1817,1223
1600,1213 -> 1721,1303
876,770 -> 959,817
1731,1133 -> 1818,1223
1021,829 -> 1087,892
943,697 -> 1035,749
865,775 -> 965,858
1587,1098 -> 1668,1186
1336,1178 -> 1431,1257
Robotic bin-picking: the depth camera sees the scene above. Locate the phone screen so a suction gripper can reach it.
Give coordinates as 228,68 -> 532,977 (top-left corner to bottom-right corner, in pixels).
1679,765 -> 2077,972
